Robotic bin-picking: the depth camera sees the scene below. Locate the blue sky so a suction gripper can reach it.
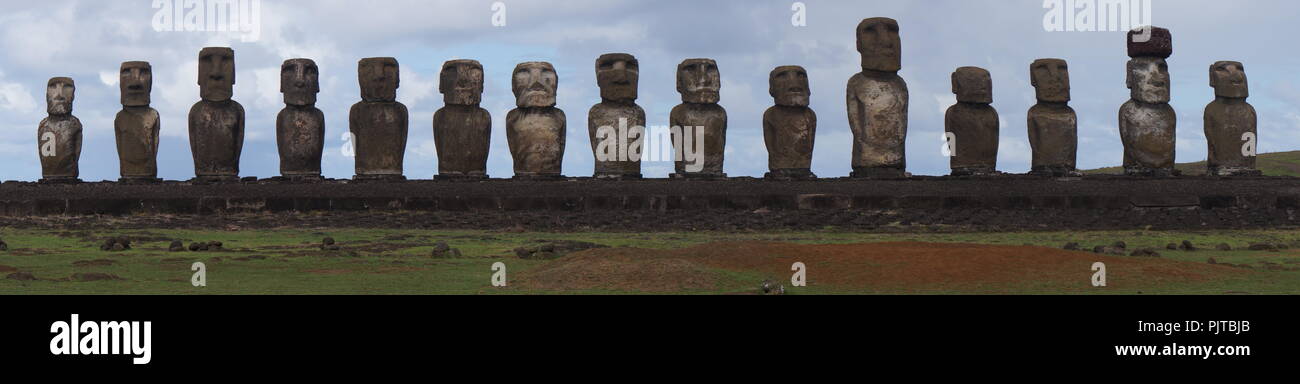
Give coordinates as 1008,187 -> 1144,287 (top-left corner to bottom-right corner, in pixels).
0,0 -> 1297,181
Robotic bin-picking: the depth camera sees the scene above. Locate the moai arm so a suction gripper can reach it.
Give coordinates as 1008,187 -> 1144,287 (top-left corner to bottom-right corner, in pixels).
846,76 -> 864,143
234,102 -> 246,163
397,102 -> 411,158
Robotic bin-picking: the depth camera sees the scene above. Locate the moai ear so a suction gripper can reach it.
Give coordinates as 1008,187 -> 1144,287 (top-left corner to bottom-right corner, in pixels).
1125,61 -> 1135,90
951,72 -> 960,95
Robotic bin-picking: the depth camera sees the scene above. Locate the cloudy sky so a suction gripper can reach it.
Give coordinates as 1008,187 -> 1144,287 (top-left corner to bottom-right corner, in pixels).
1,0 -> 1297,181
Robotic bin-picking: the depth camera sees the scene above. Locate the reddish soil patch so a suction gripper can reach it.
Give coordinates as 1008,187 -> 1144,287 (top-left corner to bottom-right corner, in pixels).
0,265 -> 17,273
516,242 -> 1250,293
72,259 -> 118,267
69,273 -> 125,282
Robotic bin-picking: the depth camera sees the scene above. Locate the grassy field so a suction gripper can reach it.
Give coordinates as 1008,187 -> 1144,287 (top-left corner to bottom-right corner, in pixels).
2,228 -> 1298,295
1085,150 -> 1300,176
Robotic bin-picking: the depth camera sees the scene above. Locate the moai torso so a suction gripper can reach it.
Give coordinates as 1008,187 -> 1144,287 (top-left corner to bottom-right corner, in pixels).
764,65 -> 816,179
1119,28 -> 1176,176
1204,61 -> 1258,176
945,67 -> 998,176
39,77 -> 81,182
277,59 -> 325,180
1027,59 -> 1078,176
434,60 -> 491,179
115,61 -> 161,182
507,62 -> 565,178
350,57 -> 408,180
189,47 -> 244,181
589,53 -> 644,179
847,18 -> 908,178
671,58 -> 726,178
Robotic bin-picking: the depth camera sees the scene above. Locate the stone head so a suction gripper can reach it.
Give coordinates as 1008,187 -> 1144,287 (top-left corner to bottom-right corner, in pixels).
1209,61 -> 1248,99
1030,58 -> 1070,103
952,66 -> 992,104
120,61 -> 152,107
676,58 -> 720,104
1127,57 -> 1170,103
358,57 -> 399,102
281,58 -> 319,106
198,47 -> 235,102
595,53 -> 639,102
440,59 -> 484,106
856,17 -> 902,73
47,77 -> 75,115
769,65 -> 810,107
512,61 -> 557,108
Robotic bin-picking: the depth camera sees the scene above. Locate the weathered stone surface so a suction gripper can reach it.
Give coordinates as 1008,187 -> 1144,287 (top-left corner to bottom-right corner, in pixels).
764,65 -> 816,179
1127,26 -> 1172,59
507,62 -> 565,178
115,62 -> 161,182
1028,58 -> 1078,176
671,58 -> 726,178
589,53 -> 644,179
1120,56 -> 1176,176
277,58 -> 325,180
38,77 -> 82,183
350,57 -> 408,180
1204,61 -> 1258,176
189,47 -> 244,182
434,59 -> 491,179
946,67 -> 998,176
847,17 -> 908,178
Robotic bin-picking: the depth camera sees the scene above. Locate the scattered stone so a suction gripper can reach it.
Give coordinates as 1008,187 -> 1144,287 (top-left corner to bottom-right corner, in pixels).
101,237 -> 132,252
169,240 -> 185,252
1208,258 -> 1217,265
0,239 -> 8,251
1063,242 -> 1080,251
1130,248 -> 1161,257
6,272 -> 37,281
1179,240 -> 1196,251
1166,243 -> 1178,250
189,242 -> 207,252
431,241 -> 463,258
1248,243 -> 1279,252
514,240 -> 609,260
1112,241 -> 1127,250
1277,243 -> 1290,250
71,273 -> 124,282
322,237 -> 336,246
1216,243 -> 1232,251
320,237 -> 340,251
760,280 -> 786,295
1092,246 -> 1125,255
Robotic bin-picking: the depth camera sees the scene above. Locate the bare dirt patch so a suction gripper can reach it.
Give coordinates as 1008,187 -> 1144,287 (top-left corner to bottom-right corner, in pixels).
0,265 -> 17,273
72,259 -> 118,267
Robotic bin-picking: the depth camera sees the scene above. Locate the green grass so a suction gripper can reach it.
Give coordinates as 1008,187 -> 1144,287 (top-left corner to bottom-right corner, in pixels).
1085,150 -> 1300,176
2,228 -> 1298,295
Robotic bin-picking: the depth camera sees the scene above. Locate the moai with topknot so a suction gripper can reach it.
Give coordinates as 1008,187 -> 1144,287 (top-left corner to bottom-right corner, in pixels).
277,58 -> 325,181
189,47 -> 245,182
670,58 -> 727,178
350,57 -> 408,181
1119,27 -> 1176,177
847,17 -> 909,179
945,67 -> 999,176
1204,61 -> 1259,176
507,61 -> 566,179
38,77 -> 82,183
433,59 -> 491,180
1027,58 -> 1078,177
115,61 -> 161,183
588,53 -> 645,179
763,65 -> 816,180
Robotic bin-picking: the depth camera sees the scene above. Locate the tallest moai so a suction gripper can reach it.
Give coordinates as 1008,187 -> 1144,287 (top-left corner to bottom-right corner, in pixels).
847,17 -> 909,179
1119,27 -> 1176,177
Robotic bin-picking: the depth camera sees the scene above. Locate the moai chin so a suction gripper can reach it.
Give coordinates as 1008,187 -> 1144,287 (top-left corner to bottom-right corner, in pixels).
434,59 -> 491,180
1027,58 -> 1079,177
763,65 -> 816,180
188,47 -> 245,182
670,58 -> 726,179
38,77 -> 82,183
350,57 -> 409,181
847,17 -> 909,179
1119,27 -> 1176,177
1204,61 -> 1259,176
506,61 -> 566,179
588,53 -> 644,179
116,61 -> 162,183
277,58 -> 325,181
945,67 -> 999,176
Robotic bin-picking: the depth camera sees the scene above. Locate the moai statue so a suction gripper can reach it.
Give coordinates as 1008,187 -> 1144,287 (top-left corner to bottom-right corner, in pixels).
350,57 -> 408,181
115,61 -> 161,183
433,59 -> 491,180
38,77 -> 82,183
1204,61 -> 1259,176
588,53 -> 644,179
1119,27 -> 1176,176
847,17 -> 909,179
506,61 -> 565,179
763,65 -> 816,180
945,67 -> 999,176
188,47 -> 244,182
277,58 -> 325,181
1027,58 -> 1079,177
670,58 -> 726,178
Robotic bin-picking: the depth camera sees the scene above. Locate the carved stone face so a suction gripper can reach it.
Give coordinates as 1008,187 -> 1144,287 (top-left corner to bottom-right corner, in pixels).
1030,59 -> 1070,103
120,61 -> 152,107
769,65 -> 810,107
1127,57 -> 1170,103
281,58 -> 319,106
1210,61 -> 1248,99
512,61 -> 558,108
952,67 -> 992,104
677,58 -> 720,104
856,17 -> 901,73
46,77 -> 75,115
359,57 -> 399,102
440,59 -> 484,106
596,53 -> 638,102
198,47 -> 235,102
